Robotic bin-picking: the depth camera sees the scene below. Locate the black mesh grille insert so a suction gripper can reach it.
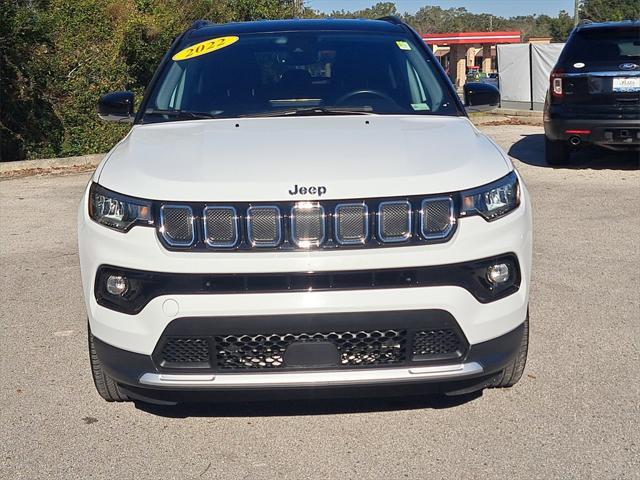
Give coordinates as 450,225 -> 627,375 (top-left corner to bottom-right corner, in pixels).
160,206 -> 194,246
160,338 -> 210,367
204,207 -> 237,247
412,329 -> 462,359
247,206 -> 281,246
214,330 -> 407,370
335,203 -> 368,244
291,204 -> 325,247
379,201 -> 411,242
421,198 -> 453,238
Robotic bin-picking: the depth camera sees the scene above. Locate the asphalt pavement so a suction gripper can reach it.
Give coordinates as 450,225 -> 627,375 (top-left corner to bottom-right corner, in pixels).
1,124 -> 639,479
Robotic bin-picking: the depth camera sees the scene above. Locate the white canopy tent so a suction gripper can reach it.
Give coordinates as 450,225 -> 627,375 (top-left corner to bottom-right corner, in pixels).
497,43 -> 565,110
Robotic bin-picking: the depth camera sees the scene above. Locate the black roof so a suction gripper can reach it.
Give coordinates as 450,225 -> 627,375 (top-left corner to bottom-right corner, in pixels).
186,18 -> 406,41
575,20 -> 640,32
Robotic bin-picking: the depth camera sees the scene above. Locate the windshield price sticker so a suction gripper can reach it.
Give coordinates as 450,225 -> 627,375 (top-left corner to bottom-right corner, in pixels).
172,36 -> 239,61
396,41 -> 412,51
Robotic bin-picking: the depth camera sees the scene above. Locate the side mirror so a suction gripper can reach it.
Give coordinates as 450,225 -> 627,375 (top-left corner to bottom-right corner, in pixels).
98,91 -> 134,122
463,83 -> 500,112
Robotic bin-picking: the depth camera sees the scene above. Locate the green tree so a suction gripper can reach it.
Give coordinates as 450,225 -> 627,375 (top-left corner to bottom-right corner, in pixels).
580,0 -> 640,22
0,1 -> 62,161
549,10 -> 574,42
232,0 -> 295,20
327,2 -> 398,19
1,0 -> 297,161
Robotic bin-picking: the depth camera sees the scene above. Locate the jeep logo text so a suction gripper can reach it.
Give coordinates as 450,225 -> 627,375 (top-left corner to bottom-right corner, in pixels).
288,184 -> 327,196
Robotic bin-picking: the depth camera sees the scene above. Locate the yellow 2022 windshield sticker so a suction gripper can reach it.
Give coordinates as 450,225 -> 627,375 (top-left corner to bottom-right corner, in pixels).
172,36 -> 239,61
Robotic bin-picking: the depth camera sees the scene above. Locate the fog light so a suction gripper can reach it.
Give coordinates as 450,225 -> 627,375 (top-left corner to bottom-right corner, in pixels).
487,263 -> 510,285
106,275 -> 128,296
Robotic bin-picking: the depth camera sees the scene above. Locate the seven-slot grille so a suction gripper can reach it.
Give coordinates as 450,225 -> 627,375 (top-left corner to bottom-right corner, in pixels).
157,327 -> 466,371
157,197 -> 455,250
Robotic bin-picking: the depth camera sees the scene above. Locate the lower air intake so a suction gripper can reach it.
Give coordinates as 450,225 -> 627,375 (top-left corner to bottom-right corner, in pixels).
155,328 -> 466,370
160,338 -> 210,367
412,329 -> 463,359
214,330 -> 407,370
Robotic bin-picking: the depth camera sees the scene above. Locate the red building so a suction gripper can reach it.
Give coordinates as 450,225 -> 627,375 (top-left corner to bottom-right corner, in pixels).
422,31 -> 522,88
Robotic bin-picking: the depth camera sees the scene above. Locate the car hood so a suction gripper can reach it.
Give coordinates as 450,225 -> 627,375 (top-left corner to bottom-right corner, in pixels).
98,115 -> 511,202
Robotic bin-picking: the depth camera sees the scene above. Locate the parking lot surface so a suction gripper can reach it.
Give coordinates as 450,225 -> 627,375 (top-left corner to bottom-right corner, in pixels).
1,125 -> 638,479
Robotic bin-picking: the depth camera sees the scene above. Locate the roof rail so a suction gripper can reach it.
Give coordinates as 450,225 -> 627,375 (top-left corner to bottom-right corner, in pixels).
190,19 -> 214,30
377,16 -> 405,26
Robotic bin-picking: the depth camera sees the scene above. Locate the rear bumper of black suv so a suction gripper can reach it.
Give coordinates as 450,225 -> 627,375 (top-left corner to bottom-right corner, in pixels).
545,116 -> 640,148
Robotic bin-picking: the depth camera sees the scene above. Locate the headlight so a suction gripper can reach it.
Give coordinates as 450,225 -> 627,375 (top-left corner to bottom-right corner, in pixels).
460,171 -> 520,221
89,183 -> 153,232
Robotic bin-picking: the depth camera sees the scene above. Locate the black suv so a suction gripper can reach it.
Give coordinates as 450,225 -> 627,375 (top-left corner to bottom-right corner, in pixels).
544,21 -> 640,165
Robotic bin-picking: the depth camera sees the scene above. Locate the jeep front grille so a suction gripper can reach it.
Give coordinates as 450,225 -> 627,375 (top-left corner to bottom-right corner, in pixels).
156,196 -> 457,251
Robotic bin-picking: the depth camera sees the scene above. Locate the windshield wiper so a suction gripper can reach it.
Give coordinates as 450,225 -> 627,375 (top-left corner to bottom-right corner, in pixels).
143,109 -> 220,121
240,107 -> 376,118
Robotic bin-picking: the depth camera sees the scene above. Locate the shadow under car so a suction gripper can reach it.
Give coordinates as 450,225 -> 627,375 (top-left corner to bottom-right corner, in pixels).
509,134 -> 640,170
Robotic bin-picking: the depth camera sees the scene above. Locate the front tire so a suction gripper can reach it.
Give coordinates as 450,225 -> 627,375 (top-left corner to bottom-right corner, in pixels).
88,328 -> 129,402
491,311 -> 529,388
545,136 -> 570,166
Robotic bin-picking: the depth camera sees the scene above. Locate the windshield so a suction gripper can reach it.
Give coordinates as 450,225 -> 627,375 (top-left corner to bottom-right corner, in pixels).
143,31 -> 458,122
560,27 -> 640,65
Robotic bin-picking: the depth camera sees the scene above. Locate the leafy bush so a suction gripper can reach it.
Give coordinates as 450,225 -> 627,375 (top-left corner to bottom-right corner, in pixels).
1,0 -> 294,161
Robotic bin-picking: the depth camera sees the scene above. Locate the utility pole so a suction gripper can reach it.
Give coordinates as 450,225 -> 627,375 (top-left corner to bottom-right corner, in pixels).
574,0 -> 580,26
293,0 -> 303,17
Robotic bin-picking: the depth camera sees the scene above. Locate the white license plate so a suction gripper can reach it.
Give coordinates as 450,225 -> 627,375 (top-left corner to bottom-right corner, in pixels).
613,77 -> 640,92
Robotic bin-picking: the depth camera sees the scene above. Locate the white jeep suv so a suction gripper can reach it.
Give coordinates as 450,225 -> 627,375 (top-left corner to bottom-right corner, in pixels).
78,17 -> 532,404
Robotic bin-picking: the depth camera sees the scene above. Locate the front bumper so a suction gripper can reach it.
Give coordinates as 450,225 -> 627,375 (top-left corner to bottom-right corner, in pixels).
93,321 -> 525,400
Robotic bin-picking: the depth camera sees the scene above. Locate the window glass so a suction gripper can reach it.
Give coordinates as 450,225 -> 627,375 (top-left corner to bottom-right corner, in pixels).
560,27 -> 640,65
144,31 -> 457,121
